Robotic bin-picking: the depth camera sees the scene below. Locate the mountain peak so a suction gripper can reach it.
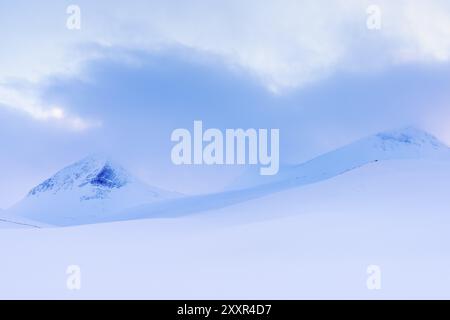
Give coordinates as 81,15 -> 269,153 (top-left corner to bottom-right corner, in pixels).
28,155 -> 131,197
228,126 -> 450,191
10,155 -> 180,226
374,126 -> 447,150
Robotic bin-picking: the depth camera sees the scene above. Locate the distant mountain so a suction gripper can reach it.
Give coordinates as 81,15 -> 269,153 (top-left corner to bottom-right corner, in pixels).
229,126 -> 450,190
8,155 -> 180,226
7,127 -> 450,227
101,127 -> 450,223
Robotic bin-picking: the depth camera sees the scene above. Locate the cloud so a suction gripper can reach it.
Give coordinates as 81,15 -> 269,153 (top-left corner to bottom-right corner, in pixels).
388,0 -> 450,62
141,0 -> 450,91
1,0 -> 450,94
0,86 -> 101,131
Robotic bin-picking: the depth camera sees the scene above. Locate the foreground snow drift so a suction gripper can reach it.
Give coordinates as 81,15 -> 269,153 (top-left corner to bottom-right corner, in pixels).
1,159 -> 450,299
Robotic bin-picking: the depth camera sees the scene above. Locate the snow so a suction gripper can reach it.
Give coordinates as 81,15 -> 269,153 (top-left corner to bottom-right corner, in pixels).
229,126 -> 450,190
7,127 -> 449,226
0,218 -> 28,229
1,158 -> 450,299
88,127 -> 450,224
0,210 -> 45,229
7,155 -> 180,226
1,127 -> 450,298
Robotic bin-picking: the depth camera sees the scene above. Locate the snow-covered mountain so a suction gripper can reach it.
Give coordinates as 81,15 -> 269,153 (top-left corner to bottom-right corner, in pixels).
2,157 -> 450,299
8,155 -> 180,226
229,126 -> 450,190
103,126 -> 450,223
2,128 -> 450,298
6,127 -> 450,226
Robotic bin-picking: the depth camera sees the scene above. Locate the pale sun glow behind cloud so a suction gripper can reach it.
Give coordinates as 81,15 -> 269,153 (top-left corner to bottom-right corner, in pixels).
0,86 -> 101,131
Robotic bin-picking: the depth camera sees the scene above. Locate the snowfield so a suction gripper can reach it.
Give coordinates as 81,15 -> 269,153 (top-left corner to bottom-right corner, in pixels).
1,128 -> 450,299
1,159 -> 450,299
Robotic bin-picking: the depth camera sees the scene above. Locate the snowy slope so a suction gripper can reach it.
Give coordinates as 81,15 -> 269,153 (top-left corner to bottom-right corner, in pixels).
1,158 -> 450,299
230,126 -> 450,190
6,127 -> 450,226
98,127 -> 450,223
8,155 -> 180,226
0,216 -> 42,229
0,209 -> 44,229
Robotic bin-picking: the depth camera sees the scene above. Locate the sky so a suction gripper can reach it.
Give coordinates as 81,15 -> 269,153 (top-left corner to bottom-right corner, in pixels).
0,0 -> 450,208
